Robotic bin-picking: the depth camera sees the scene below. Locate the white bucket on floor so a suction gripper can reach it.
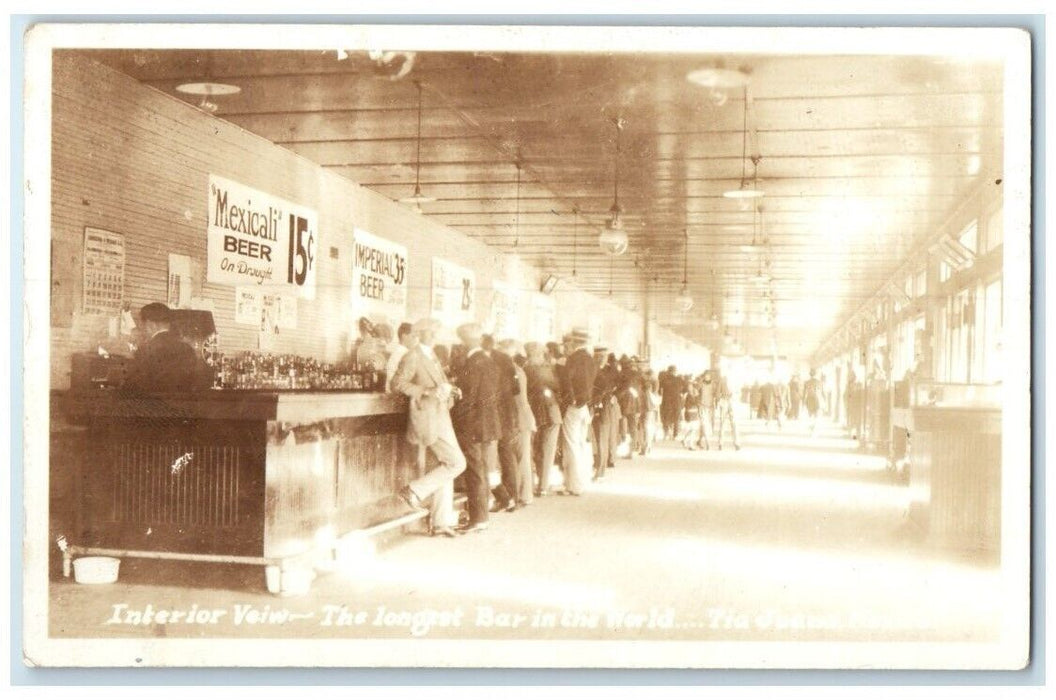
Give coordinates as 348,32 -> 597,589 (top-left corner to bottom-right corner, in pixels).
73,556 -> 120,584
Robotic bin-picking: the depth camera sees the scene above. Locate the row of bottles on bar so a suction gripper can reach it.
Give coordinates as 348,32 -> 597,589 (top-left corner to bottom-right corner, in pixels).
210,351 -> 385,392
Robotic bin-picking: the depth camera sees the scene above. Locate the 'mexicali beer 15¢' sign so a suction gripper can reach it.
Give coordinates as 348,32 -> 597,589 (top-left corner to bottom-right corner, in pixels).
206,175 -> 319,299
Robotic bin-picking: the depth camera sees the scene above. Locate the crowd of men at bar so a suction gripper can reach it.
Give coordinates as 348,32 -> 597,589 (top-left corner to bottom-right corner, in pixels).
121,301 -> 850,541
379,316 -> 746,538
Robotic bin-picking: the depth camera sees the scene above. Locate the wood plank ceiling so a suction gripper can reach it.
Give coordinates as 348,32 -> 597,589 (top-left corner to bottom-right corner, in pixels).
76,48 -> 1003,359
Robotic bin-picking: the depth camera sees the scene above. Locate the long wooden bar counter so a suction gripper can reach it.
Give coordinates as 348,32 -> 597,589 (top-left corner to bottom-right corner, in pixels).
54,390 -> 419,592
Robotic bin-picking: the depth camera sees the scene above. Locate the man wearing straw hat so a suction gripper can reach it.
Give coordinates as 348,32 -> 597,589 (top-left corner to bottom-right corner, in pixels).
560,327 -> 597,495
391,317 -> 467,538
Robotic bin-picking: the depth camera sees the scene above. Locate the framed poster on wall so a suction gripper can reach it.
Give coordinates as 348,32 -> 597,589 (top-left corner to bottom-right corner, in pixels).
206,175 -> 319,299
81,227 -> 125,315
432,257 -> 476,326
489,279 -> 519,340
351,228 -> 408,323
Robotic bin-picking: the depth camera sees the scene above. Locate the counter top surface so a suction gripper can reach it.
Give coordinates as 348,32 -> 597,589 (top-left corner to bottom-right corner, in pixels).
911,403 -> 1002,434
54,390 -> 408,423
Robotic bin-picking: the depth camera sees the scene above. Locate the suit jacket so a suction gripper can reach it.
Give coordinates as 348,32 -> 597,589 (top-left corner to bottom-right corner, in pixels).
124,330 -> 206,393
490,349 -> 521,438
451,348 -> 502,444
617,368 -> 644,417
564,348 -> 597,409
526,362 -> 562,428
512,364 -> 537,434
592,363 -> 619,410
391,344 -> 453,447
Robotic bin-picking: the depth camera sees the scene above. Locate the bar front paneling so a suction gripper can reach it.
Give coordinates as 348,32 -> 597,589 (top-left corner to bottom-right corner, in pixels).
59,390 -> 416,580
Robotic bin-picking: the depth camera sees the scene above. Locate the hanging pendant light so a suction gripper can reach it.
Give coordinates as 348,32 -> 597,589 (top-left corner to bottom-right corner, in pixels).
599,118 -> 630,256
571,206 -> 579,278
724,85 -> 765,200
675,228 -> 694,312
686,65 -> 748,107
707,270 -> 721,330
399,80 -> 435,210
512,161 -> 522,248
739,204 -> 766,252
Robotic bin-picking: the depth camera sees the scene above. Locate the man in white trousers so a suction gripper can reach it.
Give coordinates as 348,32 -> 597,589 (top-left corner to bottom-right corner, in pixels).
392,318 -> 467,537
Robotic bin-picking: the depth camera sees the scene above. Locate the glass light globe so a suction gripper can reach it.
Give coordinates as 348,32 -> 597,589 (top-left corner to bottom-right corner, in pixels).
598,228 -> 629,256
675,287 -> 694,312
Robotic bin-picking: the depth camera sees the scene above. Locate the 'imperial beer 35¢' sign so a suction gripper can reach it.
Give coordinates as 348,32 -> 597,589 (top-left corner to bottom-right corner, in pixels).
207,175 -> 319,299
351,228 -> 408,319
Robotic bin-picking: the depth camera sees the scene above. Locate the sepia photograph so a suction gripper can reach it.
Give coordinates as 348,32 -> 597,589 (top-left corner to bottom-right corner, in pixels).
20,21 -> 1033,670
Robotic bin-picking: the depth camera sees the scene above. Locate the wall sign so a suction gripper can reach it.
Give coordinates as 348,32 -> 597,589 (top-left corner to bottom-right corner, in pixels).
207,175 -> 318,299
82,227 -> 125,315
432,257 -> 476,326
531,293 -> 555,343
351,228 -> 408,320
235,287 -> 298,330
167,254 -> 194,309
489,279 -> 520,340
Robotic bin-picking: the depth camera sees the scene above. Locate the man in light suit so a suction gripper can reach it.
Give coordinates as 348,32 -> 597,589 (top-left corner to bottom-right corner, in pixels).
392,318 -> 467,538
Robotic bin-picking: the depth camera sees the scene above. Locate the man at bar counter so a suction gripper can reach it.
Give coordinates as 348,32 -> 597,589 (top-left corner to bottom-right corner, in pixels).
450,322 -> 501,532
384,322 -> 414,393
527,342 -> 562,497
391,317 -> 467,538
487,334 -> 522,513
590,346 -> 618,482
559,327 -> 596,496
123,302 -> 210,393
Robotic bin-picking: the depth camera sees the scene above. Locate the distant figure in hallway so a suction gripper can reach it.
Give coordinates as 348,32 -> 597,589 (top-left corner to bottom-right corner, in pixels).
714,372 -> 741,451
759,376 -> 783,429
788,374 -> 802,421
845,369 -> 865,441
659,365 -> 684,440
681,370 -> 716,451
637,367 -> 654,453
803,368 -> 823,435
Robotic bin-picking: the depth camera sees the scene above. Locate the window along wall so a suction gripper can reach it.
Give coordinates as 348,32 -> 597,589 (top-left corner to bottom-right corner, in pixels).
936,205 -> 1004,385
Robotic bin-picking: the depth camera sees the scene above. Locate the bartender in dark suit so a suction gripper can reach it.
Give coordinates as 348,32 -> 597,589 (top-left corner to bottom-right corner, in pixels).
450,323 -> 501,532
560,327 -> 596,495
123,302 -> 207,393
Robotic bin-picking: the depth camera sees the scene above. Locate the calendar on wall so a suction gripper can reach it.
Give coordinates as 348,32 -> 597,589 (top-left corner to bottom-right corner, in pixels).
82,227 -> 125,315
